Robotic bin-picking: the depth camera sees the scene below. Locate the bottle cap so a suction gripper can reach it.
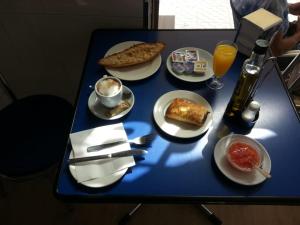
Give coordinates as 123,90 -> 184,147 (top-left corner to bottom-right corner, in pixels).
253,39 -> 269,54
248,100 -> 260,111
241,100 -> 260,123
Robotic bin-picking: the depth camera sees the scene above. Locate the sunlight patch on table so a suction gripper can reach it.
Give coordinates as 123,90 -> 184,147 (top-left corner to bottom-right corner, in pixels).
146,137 -> 170,164
248,128 -> 277,140
125,121 -> 166,165
124,121 -> 152,138
164,131 -> 210,167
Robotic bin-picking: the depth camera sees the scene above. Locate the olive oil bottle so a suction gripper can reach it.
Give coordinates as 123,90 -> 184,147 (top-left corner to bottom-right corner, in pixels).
225,39 -> 269,118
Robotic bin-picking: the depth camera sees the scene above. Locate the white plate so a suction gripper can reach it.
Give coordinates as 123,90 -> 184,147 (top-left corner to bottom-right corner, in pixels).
88,85 -> 134,120
68,150 -> 127,188
104,41 -> 162,81
153,90 -> 213,138
214,134 -> 272,186
166,47 -> 214,82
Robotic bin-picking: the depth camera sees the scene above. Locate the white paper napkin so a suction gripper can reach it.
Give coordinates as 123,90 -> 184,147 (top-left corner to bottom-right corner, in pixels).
69,123 -> 135,183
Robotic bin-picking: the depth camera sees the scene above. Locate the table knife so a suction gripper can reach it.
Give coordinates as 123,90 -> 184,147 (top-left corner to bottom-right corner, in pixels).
68,149 -> 147,164
87,140 -> 127,152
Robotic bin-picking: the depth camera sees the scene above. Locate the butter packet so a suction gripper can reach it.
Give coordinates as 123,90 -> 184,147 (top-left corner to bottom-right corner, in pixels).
185,49 -> 199,62
193,60 -> 207,75
171,51 -> 185,63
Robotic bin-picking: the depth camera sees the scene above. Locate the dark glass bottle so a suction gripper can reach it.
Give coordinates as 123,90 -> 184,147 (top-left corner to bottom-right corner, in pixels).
225,39 -> 269,118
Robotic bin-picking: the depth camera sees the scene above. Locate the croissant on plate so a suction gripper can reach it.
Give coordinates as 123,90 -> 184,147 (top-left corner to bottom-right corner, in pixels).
165,98 -> 209,127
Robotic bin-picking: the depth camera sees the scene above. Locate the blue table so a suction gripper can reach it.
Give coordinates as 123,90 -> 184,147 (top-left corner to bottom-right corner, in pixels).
56,30 -> 300,204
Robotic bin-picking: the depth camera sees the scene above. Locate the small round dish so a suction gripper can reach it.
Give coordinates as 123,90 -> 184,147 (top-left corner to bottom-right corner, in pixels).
103,41 -> 162,81
214,134 -> 271,186
68,150 -> 127,188
153,90 -> 213,138
88,85 -> 134,120
226,141 -> 263,173
166,47 -> 213,82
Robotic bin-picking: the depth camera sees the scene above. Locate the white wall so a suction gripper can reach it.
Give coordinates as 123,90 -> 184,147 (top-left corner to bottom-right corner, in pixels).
0,0 -> 144,105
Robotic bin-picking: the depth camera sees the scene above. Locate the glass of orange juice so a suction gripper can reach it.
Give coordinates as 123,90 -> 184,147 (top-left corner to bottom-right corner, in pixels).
206,40 -> 238,90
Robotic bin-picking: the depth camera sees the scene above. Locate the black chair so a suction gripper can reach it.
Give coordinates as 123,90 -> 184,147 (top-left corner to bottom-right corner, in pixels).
0,73 -> 74,192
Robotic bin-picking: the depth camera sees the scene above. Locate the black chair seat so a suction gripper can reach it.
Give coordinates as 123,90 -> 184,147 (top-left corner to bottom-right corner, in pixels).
0,95 -> 73,178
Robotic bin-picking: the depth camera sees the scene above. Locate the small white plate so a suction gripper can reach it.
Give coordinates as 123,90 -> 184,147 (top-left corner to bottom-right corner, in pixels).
88,85 -> 134,120
68,150 -> 127,188
166,47 -> 214,82
153,90 -> 213,138
214,134 -> 272,186
103,41 -> 162,81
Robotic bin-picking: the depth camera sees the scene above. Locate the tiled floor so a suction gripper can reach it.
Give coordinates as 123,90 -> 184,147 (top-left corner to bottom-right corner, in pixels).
159,0 -> 234,29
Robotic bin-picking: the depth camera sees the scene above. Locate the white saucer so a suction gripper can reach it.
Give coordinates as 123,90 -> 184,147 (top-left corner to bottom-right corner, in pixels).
104,41 -> 162,81
153,90 -> 213,138
68,150 -> 127,188
214,134 -> 271,186
88,85 -> 134,120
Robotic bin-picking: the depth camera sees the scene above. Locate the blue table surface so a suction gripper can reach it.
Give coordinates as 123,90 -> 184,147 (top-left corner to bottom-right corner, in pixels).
56,30 -> 300,204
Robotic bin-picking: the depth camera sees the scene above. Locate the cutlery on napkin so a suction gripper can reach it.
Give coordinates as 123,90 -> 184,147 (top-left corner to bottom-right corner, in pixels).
69,149 -> 147,164
69,123 -> 136,183
87,133 -> 155,152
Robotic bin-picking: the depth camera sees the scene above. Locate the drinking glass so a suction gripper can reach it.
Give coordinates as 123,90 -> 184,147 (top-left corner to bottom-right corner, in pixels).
206,40 -> 238,90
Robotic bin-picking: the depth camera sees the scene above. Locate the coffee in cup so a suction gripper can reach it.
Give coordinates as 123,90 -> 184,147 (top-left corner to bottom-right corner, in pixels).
95,75 -> 122,108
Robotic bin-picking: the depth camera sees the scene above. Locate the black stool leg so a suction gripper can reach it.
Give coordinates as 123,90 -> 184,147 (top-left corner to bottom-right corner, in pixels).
119,203 -> 142,225
199,204 -> 222,225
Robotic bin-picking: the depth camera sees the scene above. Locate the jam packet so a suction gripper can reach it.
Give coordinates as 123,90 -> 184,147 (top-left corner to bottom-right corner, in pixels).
172,62 -> 185,74
183,62 -> 194,74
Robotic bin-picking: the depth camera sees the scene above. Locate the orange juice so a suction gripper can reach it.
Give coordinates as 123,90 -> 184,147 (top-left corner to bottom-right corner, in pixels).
213,44 -> 237,78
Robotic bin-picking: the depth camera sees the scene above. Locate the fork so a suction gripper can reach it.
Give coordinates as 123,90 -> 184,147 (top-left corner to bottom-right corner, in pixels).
87,133 -> 156,152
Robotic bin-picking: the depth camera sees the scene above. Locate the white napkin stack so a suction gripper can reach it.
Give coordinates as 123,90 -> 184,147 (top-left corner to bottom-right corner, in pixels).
236,8 -> 282,56
69,123 -> 135,183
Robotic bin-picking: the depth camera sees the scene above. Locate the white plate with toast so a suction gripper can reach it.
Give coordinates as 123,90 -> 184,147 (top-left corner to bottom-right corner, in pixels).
166,47 -> 213,82
103,41 -> 162,81
153,90 -> 213,138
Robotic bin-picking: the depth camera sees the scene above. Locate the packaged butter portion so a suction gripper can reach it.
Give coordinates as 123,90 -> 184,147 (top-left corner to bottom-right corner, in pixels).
171,51 -> 185,63
193,60 -> 207,75
185,49 -> 199,62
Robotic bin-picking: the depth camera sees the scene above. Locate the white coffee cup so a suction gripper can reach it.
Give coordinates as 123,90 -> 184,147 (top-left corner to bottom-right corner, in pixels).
95,75 -> 123,108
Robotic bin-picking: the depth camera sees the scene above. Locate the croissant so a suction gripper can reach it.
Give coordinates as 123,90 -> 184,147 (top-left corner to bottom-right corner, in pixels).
165,98 -> 209,127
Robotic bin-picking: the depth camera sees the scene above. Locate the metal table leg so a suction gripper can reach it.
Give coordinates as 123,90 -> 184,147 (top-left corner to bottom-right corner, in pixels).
119,203 -> 142,225
118,203 -> 222,225
199,204 -> 222,225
